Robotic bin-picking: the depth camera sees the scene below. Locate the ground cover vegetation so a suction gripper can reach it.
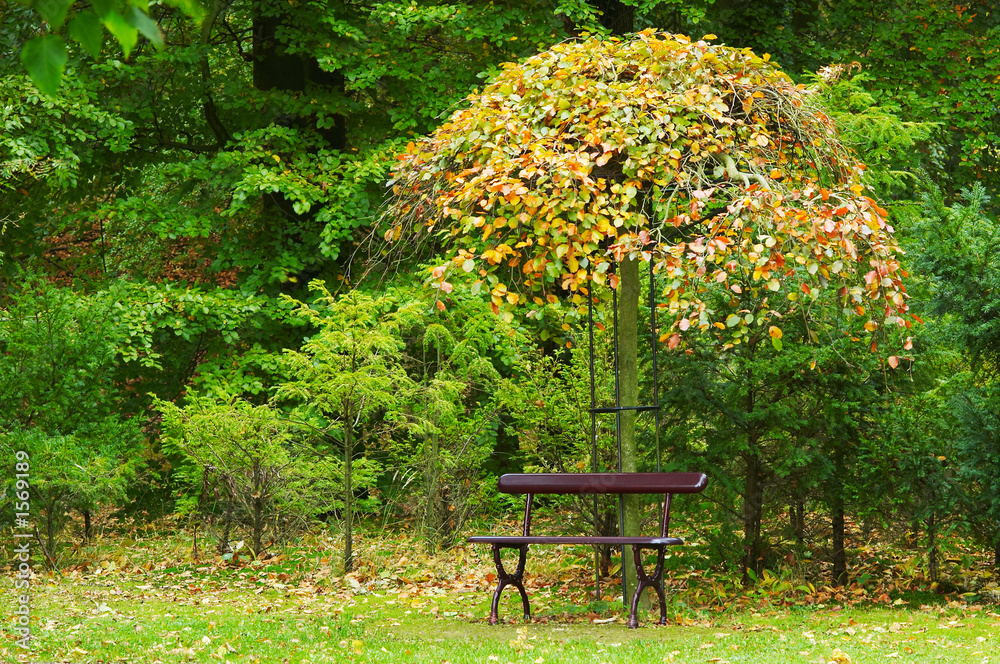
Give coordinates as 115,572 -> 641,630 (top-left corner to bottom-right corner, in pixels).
3,0 -> 1000,659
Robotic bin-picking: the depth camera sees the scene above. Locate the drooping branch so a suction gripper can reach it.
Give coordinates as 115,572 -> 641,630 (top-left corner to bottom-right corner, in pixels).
714,152 -> 772,192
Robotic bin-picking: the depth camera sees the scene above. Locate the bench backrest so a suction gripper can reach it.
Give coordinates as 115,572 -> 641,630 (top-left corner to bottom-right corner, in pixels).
497,472 -> 707,538
497,472 -> 708,495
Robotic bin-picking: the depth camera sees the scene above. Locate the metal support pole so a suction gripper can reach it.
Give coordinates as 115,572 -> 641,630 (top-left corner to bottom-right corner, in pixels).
587,285 -> 601,601
612,278 -> 626,607
649,259 -> 665,600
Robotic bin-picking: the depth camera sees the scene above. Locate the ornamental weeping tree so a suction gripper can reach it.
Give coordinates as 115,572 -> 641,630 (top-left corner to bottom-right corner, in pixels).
385,31 -> 909,593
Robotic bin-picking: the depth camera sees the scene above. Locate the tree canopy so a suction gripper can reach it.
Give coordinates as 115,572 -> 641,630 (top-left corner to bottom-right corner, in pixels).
386,31 -> 909,353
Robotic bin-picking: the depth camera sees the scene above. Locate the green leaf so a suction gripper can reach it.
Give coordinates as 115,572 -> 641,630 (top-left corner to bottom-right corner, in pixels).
20,35 -> 68,96
162,0 -> 206,22
36,0 -> 74,29
69,11 -> 104,59
127,0 -> 150,10
771,335 -> 782,352
102,11 -> 139,59
91,0 -> 116,18
125,6 -> 163,49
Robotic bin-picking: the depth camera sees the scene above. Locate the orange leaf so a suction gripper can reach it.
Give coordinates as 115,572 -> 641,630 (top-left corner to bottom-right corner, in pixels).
668,333 -> 680,349
436,300 -> 446,311
888,356 -> 899,368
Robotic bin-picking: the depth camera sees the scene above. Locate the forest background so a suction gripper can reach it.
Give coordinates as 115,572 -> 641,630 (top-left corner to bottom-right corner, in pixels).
2,0 -> 1000,601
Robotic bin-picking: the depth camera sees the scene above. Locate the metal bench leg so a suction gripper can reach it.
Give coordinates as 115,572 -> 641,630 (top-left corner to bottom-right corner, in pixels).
628,545 -> 667,628
489,544 -> 530,625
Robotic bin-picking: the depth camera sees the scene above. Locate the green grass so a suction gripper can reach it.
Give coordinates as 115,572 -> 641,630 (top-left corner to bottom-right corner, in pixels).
2,524 -> 999,663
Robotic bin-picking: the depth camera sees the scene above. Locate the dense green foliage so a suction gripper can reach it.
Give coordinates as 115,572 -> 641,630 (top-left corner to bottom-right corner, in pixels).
3,0 -> 1000,599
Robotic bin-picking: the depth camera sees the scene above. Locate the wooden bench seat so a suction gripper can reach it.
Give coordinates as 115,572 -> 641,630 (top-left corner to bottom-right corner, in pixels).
468,472 -> 707,628
468,536 -> 683,546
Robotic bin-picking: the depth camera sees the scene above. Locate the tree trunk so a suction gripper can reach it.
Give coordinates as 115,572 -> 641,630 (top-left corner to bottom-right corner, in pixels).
741,451 -> 764,584
252,461 -> 264,556
927,512 -> 938,584
590,0 -> 634,35
219,499 -> 233,554
906,519 -> 919,549
423,424 -> 442,549
424,346 -> 443,550
831,491 -> 848,587
618,255 -> 644,607
343,400 -> 355,573
83,508 -> 91,543
45,495 -> 56,555
252,0 -> 347,282
789,499 -> 806,544
994,537 -> 999,572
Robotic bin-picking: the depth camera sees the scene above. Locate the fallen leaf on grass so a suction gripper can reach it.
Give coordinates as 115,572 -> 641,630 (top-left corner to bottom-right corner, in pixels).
827,647 -> 852,663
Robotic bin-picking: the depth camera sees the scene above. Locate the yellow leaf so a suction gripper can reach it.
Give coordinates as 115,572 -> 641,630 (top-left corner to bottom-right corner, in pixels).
768,326 -> 782,339
827,648 -> 852,664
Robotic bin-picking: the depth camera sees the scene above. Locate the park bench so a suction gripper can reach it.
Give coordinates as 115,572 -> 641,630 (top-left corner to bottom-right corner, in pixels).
468,472 -> 708,628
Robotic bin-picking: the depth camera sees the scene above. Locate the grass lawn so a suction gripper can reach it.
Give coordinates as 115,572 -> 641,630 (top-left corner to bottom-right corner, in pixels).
2,522 -> 999,663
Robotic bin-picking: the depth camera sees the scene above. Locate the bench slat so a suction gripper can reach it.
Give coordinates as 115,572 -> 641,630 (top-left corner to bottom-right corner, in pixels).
497,472 -> 707,495
468,535 -> 683,546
